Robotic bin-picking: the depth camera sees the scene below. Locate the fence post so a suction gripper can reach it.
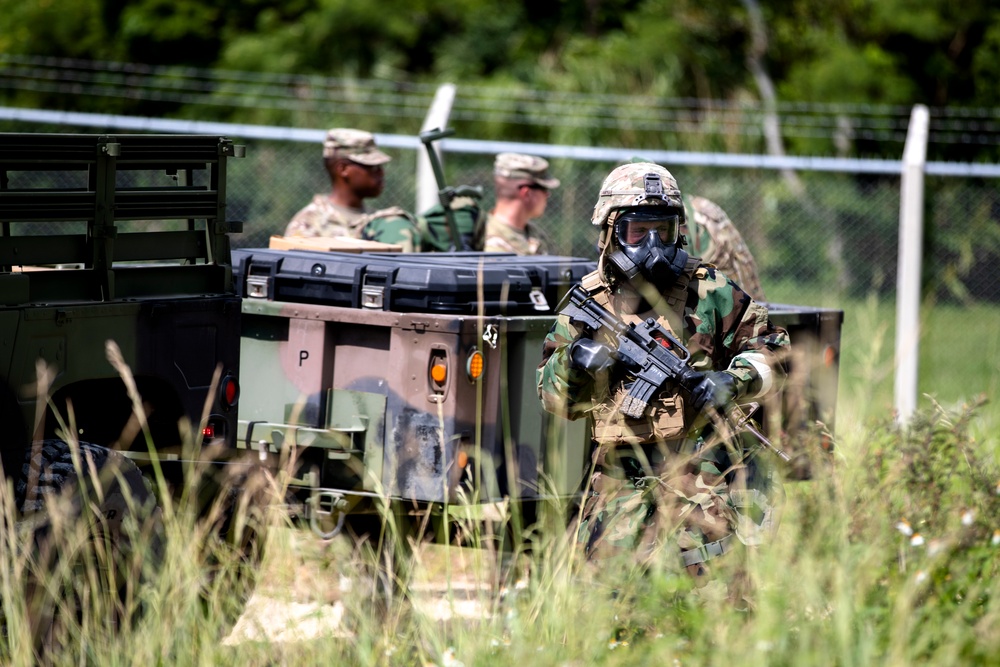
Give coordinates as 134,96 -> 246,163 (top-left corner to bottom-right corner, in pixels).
415,83 -> 457,214
894,104 -> 929,425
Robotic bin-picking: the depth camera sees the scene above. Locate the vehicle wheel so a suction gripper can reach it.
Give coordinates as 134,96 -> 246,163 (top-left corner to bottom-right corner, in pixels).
14,439 -> 164,655
197,462 -> 274,630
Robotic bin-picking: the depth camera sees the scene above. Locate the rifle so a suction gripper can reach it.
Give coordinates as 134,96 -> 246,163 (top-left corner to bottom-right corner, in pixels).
561,284 -> 792,463
561,284 -> 701,419
418,127 -> 484,251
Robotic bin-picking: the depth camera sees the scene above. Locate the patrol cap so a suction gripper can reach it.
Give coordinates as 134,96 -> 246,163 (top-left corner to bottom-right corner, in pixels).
494,152 -> 560,189
323,128 -> 392,166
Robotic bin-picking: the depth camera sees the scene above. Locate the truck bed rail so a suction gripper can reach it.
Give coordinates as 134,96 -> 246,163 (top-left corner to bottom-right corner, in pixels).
0,133 -> 244,304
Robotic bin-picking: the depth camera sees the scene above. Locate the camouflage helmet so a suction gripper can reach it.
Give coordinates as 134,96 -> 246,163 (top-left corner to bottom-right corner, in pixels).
591,162 -> 685,227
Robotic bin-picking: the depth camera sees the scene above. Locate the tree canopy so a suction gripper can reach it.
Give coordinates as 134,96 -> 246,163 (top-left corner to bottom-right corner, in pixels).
2,0 -> 999,159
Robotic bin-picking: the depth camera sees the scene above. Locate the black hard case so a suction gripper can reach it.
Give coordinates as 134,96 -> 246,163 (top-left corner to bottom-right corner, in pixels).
366,252 -> 597,313
232,249 -> 596,315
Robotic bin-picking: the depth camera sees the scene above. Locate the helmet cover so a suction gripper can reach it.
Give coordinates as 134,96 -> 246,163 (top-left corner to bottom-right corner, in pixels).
591,162 -> 684,228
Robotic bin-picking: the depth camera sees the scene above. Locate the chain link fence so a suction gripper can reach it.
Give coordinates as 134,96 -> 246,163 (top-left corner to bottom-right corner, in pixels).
3,117 -> 999,306
223,138 -> 1000,305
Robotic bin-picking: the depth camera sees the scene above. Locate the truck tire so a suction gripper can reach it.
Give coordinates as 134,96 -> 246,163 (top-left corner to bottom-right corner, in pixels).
199,462 -> 273,631
14,439 -> 164,652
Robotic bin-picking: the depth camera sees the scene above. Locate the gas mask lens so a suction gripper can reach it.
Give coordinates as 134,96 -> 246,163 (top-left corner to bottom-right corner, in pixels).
616,208 -> 680,247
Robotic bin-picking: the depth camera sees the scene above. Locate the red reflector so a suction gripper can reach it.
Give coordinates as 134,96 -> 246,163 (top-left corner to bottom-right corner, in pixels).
202,424 -> 216,439
221,376 -> 239,408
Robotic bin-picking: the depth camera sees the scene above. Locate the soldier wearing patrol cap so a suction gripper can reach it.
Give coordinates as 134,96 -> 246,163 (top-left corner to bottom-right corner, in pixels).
285,128 -> 420,251
537,161 -> 789,604
484,152 -> 561,255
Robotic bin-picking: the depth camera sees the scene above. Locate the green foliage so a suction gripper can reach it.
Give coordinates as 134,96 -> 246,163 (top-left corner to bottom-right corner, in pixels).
780,40 -> 917,106
925,179 -> 1000,302
1,448 -> 273,665
120,0 -> 222,44
0,0 -> 117,59
855,399 -> 1000,662
5,0 -> 1000,158
972,17 -> 1000,107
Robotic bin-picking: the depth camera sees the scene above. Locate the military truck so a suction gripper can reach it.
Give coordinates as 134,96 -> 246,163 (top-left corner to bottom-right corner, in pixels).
232,245 -> 842,544
0,133 -> 256,641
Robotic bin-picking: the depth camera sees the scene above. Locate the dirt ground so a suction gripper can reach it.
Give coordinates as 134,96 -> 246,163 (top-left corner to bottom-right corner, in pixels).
224,526 -> 516,644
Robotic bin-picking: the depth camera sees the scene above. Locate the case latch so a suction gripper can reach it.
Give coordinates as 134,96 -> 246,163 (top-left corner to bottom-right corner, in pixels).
247,276 -> 268,298
361,279 -> 384,309
529,287 -> 549,312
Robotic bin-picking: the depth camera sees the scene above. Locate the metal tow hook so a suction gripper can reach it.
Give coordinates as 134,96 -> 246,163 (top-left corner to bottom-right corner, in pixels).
309,490 -> 349,539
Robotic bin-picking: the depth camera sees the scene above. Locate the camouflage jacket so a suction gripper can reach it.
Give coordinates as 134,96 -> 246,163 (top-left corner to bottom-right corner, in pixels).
536,266 -> 789,443
685,195 -> 766,301
284,195 -> 420,252
483,213 -> 551,255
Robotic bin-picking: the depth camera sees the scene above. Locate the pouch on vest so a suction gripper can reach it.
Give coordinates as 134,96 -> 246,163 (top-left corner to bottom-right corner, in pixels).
592,387 -> 687,444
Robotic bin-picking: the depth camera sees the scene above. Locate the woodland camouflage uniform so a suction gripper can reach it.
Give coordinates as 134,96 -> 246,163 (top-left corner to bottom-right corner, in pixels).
536,162 -> 789,596
685,194 -> 767,301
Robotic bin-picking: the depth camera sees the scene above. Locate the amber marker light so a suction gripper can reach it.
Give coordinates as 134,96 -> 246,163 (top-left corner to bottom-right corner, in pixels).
466,349 -> 484,381
823,345 -> 838,367
456,449 -> 469,469
431,361 -> 448,384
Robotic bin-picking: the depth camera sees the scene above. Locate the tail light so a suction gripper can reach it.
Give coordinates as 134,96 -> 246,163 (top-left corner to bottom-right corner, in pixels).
202,416 -> 227,444
220,373 -> 240,409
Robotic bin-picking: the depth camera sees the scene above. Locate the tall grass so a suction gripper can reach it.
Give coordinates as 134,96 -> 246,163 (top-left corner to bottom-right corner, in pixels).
230,390 -> 1000,667
0,446 -> 277,666
3,295 -> 998,666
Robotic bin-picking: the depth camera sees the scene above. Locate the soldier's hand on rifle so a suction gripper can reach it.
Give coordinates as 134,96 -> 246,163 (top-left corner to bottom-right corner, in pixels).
569,338 -> 617,378
687,371 -> 738,414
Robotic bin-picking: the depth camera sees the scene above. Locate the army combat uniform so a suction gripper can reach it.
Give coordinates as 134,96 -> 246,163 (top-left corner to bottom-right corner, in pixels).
483,213 -> 551,255
285,197 -> 420,252
484,152 -> 560,256
538,267 -> 788,565
284,128 -> 421,252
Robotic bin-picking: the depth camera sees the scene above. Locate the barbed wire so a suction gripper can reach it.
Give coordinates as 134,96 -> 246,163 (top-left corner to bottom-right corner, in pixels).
2,54 -> 999,148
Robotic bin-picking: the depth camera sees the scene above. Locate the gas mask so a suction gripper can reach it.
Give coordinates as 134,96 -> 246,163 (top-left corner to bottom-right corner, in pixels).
606,206 -> 689,288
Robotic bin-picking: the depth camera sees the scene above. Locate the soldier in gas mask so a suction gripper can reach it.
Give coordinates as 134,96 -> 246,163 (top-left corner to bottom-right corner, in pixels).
536,162 -> 789,601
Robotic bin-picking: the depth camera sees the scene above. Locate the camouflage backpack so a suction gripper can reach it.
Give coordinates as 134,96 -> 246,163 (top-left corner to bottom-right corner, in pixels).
416,195 -> 486,252
356,206 -> 421,252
